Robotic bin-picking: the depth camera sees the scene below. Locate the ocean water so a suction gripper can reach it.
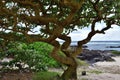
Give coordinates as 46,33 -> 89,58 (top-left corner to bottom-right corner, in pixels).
71,41 -> 120,51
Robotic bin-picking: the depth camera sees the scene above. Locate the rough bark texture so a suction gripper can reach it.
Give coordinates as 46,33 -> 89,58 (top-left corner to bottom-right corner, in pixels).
61,58 -> 78,80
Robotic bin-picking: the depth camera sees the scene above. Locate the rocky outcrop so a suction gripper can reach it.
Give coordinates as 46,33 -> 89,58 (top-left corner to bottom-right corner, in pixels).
106,46 -> 120,48
77,49 -> 115,63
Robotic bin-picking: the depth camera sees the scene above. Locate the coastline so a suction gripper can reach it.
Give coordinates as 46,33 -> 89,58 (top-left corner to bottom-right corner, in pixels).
77,48 -> 120,80
70,41 -> 120,51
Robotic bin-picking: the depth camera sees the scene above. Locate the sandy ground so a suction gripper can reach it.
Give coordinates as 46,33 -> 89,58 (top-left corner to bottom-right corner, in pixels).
78,57 -> 120,80
94,57 -> 120,66
1,57 -> 120,80
79,73 -> 120,80
49,57 -> 120,80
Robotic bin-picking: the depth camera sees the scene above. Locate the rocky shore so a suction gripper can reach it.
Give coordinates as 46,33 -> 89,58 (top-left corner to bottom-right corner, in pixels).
77,49 -> 115,64
78,56 -> 120,80
76,47 -> 120,80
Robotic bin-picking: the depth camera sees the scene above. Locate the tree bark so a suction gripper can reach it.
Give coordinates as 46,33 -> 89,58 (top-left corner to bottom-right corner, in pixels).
61,57 -> 78,80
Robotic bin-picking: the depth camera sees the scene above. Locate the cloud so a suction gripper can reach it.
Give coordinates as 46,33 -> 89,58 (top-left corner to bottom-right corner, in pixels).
92,25 -> 120,41
69,25 -> 120,41
28,22 -> 120,41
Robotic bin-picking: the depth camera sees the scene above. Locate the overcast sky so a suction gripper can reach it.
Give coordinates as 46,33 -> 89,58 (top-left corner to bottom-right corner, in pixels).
69,23 -> 120,41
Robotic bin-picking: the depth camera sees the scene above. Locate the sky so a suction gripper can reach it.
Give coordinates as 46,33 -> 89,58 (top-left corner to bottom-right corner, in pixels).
29,22 -> 120,41
69,23 -> 120,41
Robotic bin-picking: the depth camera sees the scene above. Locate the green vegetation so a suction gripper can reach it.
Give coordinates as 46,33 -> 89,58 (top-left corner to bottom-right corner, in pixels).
76,58 -> 88,66
111,50 -> 120,55
32,71 -> 60,80
0,42 -> 60,71
89,70 -> 102,74
81,78 -> 88,80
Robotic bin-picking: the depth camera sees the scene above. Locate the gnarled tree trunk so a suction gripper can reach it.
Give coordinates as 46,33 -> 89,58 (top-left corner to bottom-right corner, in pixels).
61,58 -> 78,80
50,37 -> 82,80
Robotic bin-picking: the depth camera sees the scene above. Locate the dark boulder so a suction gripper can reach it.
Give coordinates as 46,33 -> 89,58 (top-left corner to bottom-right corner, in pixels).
81,71 -> 86,76
77,49 -> 115,63
82,45 -> 88,48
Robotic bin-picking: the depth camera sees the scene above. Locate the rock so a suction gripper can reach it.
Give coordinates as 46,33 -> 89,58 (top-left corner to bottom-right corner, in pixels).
106,46 -> 120,48
94,58 -> 102,62
104,56 -> 115,61
78,49 -> 115,63
82,45 -> 88,48
81,71 -> 86,76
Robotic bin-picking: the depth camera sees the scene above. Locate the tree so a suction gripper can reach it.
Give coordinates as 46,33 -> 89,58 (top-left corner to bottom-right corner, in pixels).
0,0 -> 120,80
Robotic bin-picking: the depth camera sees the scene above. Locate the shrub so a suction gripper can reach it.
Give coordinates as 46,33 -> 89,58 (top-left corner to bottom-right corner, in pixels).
0,42 -> 60,71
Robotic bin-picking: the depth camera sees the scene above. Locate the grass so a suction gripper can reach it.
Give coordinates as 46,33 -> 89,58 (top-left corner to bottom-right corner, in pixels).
88,70 -> 102,74
32,71 -> 60,80
111,50 -> 120,55
76,58 -> 88,66
81,78 -> 88,80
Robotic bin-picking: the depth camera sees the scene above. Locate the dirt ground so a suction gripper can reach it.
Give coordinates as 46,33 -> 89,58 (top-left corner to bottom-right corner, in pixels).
1,57 -> 120,80
0,71 -> 33,80
0,66 -> 120,80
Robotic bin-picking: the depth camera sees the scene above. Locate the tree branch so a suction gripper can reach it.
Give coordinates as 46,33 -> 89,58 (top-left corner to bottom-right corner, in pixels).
50,40 -> 75,65
61,0 -> 85,27
78,19 -> 115,46
58,34 -> 71,57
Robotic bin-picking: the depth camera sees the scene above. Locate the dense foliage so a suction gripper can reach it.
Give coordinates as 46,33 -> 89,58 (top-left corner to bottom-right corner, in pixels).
0,42 -> 60,71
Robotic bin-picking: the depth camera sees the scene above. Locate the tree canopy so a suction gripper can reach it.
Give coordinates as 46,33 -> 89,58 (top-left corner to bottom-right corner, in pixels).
0,0 -> 120,80
0,0 -> 120,43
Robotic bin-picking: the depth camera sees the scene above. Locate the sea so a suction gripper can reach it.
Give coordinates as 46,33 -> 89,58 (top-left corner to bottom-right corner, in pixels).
71,41 -> 120,51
